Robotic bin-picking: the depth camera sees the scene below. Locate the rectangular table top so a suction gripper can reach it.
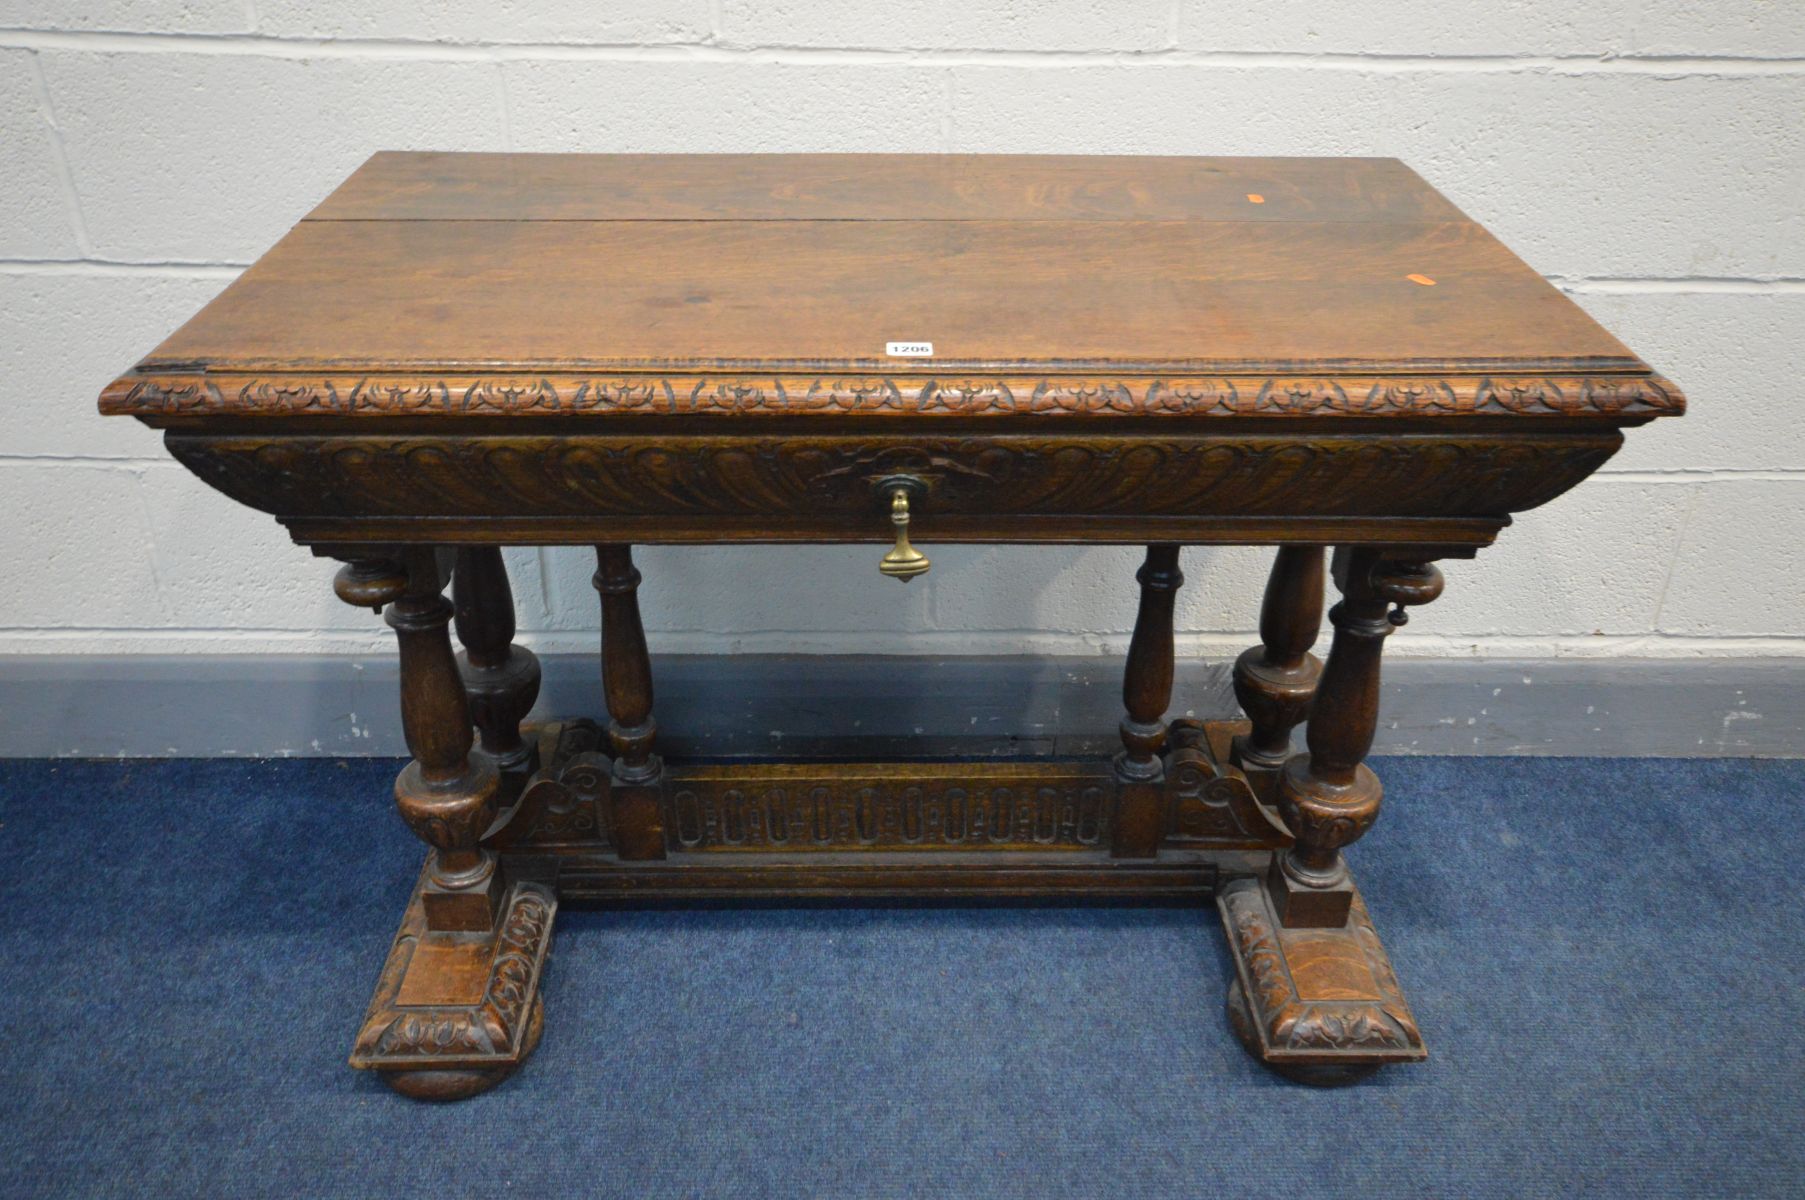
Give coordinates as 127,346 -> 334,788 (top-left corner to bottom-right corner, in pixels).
101,152 -> 1682,423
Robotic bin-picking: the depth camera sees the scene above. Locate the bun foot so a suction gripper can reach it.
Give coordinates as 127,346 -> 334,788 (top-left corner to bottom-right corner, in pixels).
378,995 -> 544,1101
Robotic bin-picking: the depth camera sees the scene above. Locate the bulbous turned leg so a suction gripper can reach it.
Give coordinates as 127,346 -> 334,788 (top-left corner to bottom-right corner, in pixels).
1268,549 -> 1443,929
337,550 -> 555,1102
594,545 -> 665,860
1217,550 -> 1443,1086
388,548 -> 504,932
1231,546 -> 1325,782
1112,545 -> 1183,858
454,546 -> 542,774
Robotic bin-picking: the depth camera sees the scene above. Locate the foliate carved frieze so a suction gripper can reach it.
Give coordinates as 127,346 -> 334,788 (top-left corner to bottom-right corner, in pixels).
1219,878 -> 1422,1058
103,372 -> 1685,419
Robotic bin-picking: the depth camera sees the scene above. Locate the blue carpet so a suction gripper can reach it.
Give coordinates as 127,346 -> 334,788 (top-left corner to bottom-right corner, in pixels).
0,757 -> 1801,1199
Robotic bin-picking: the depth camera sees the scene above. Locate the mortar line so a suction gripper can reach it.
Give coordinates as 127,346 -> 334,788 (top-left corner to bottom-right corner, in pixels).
1556,276 -> 1805,295
1593,471 -> 1805,482
0,259 -> 248,275
0,456 -> 177,467
2,460 -> 1793,480
3,29 -> 1804,73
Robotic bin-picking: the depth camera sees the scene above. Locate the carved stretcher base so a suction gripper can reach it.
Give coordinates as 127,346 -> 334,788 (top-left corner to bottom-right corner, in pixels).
350,866 -> 557,1101
1217,874 -> 1424,1086
354,720 -> 1424,1097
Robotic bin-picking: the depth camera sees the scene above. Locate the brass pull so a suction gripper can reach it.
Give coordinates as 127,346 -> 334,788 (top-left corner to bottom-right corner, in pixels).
878,487 -> 930,581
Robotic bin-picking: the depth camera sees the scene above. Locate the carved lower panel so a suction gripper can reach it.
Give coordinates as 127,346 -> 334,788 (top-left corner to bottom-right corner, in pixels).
1217,875 -> 1424,1069
350,871 -> 556,1073
669,762 -> 1115,851
491,718 -> 1294,859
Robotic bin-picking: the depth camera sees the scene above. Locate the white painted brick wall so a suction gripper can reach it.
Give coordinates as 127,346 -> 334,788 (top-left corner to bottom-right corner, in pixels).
2,3 -> 1800,663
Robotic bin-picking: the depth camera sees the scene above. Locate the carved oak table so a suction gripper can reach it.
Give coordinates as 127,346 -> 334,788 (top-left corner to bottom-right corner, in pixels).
100,152 -> 1683,1097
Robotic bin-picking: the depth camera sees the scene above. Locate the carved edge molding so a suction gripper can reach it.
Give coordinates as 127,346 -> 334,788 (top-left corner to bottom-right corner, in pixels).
350,877 -> 557,1071
1217,876 -> 1425,1061
102,372 -> 1685,419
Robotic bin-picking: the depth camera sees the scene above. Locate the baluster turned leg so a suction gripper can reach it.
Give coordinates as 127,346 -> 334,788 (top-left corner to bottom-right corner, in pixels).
593,545 -> 665,860
1112,544 -> 1183,858
1231,546 -> 1325,788
1217,546 -> 1444,1087
454,546 -> 542,774
380,548 -> 504,931
337,550 -> 555,1102
1268,548 -> 1443,928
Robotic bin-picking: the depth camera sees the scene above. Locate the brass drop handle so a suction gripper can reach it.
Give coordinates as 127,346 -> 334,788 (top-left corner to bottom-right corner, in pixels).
878,486 -> 930,581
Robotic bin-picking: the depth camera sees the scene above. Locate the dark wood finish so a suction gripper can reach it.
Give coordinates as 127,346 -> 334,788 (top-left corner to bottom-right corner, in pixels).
99,152 -> 1684,1096
1112,545 -> 1183,858
492,717 -> 1288,887
1232,546 -> 1326,786
453,546 -> 541,774
123,217 -> 1644,374
349,868 -> 555,1101
373,548 -> 505,934
1119,545 -> 1184,779
1269,549 -> 1444,928
1220,876 -> 1423,1085
593,546 -> 665,862
312,152 -> 1473,224
163,431 -> 1627,554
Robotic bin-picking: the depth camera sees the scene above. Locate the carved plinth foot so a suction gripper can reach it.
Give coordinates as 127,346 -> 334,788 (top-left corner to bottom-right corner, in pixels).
351,869 -> 557,1102
379,996 -> 544,1101
1217,874 -> 1423,1086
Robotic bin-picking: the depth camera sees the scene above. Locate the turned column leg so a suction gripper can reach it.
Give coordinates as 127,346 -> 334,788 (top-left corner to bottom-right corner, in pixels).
453,546 -> 542,774
593,545 -> 665,860
1268,547 -> 1443,928
336,551 -> 554,1102
1231,546 -> 1325,783
1111,544 -> 1183,859
371,548 -> 505,932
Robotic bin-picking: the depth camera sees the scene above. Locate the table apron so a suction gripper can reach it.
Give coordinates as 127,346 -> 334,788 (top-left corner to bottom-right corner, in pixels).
164,429 -> 1620,551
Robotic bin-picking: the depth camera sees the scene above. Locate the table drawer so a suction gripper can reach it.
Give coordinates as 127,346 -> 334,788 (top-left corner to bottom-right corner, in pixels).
169,431 -> 1619,532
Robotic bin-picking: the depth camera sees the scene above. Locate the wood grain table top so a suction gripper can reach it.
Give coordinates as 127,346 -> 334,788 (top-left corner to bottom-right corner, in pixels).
101,153 -> 1683,423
